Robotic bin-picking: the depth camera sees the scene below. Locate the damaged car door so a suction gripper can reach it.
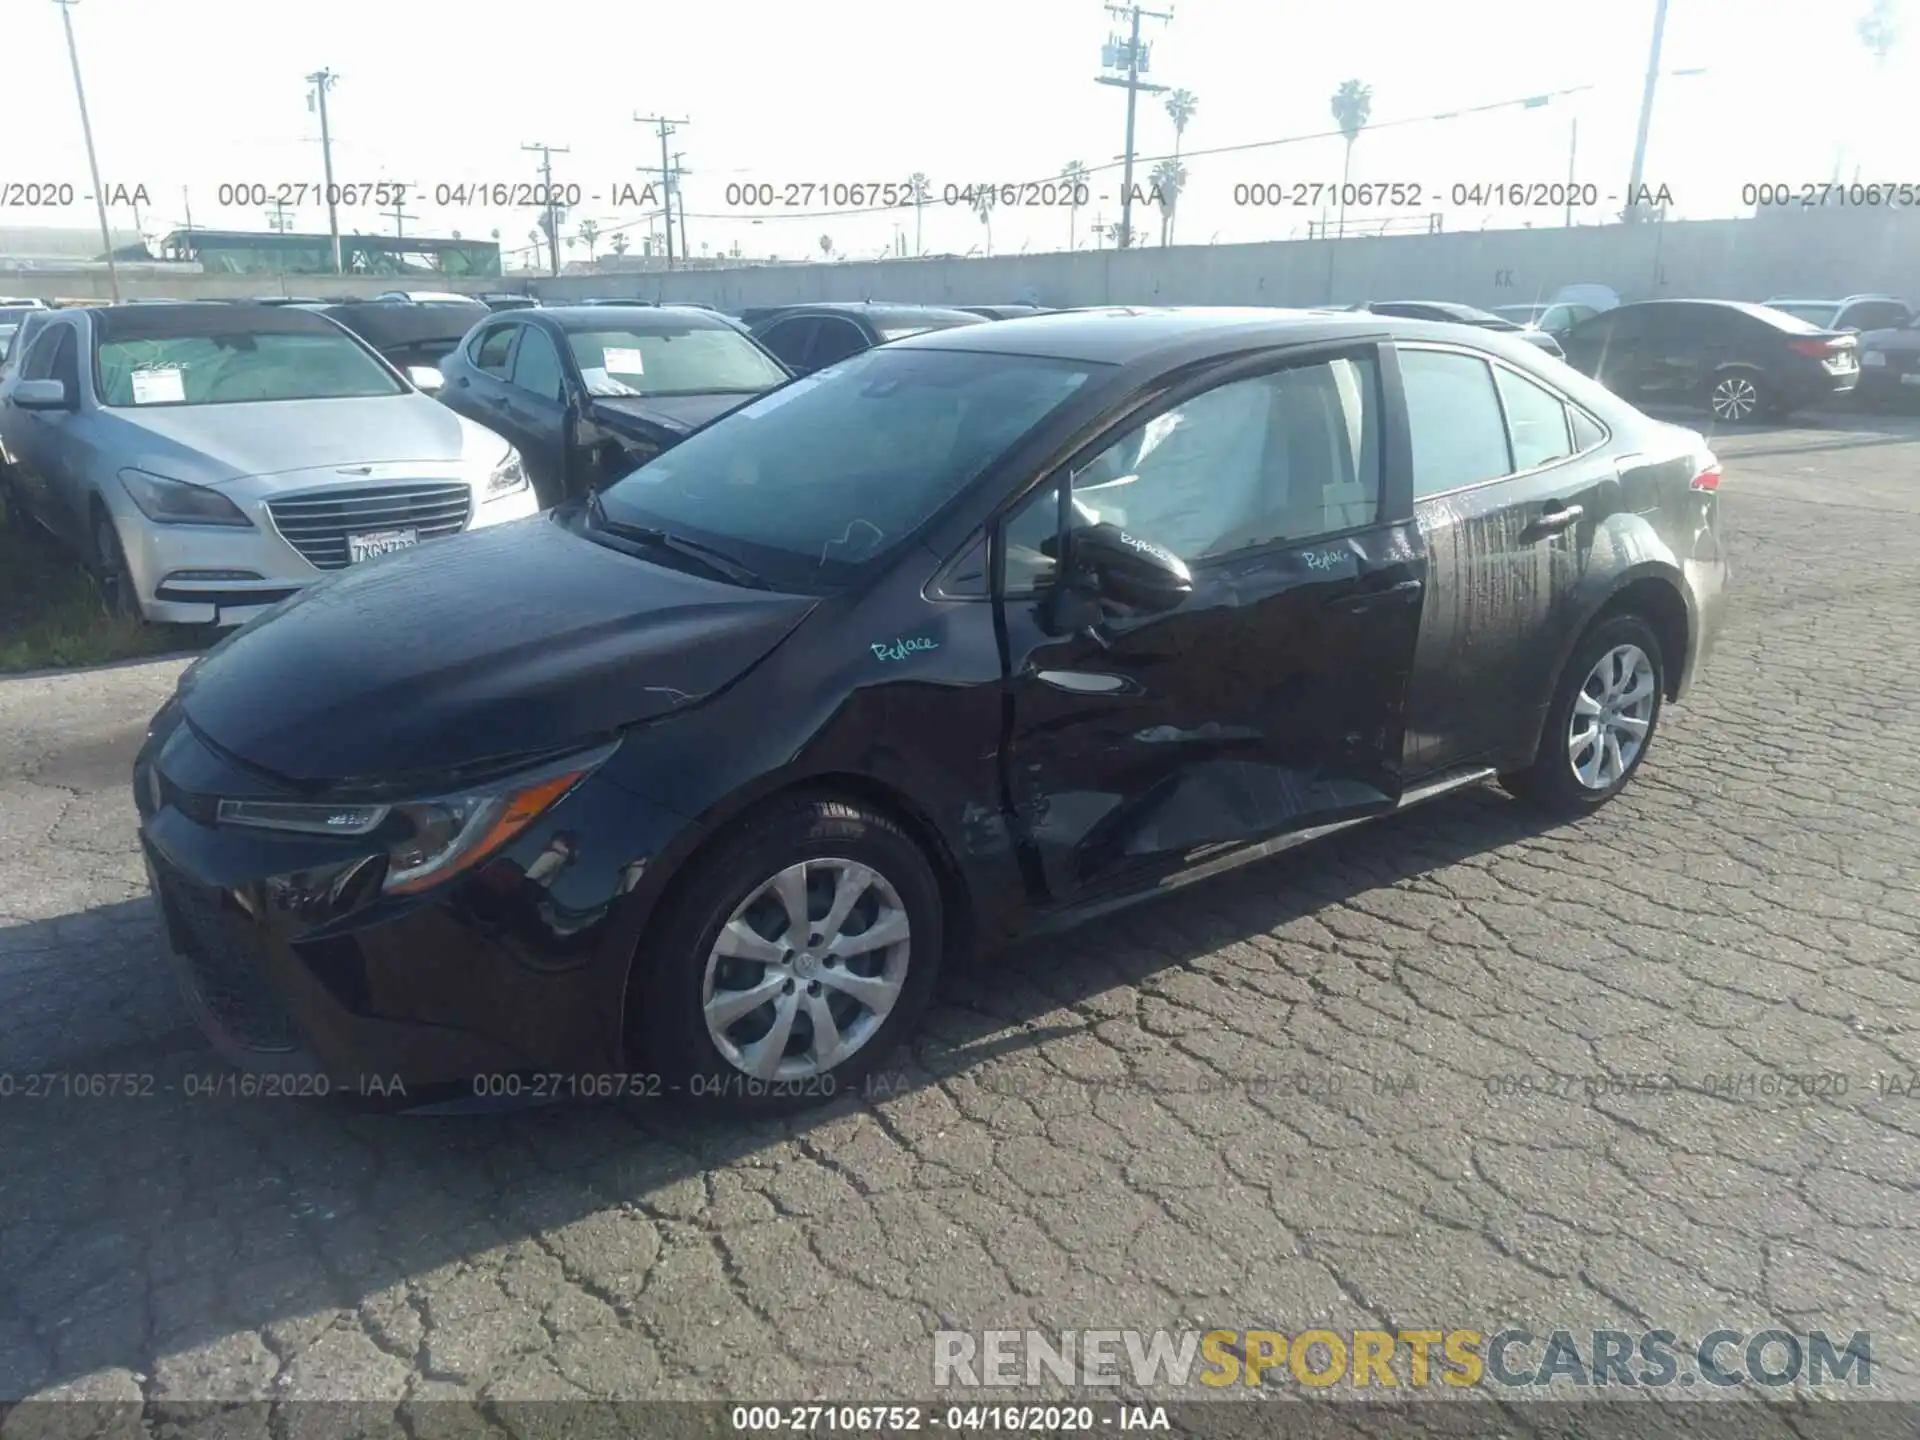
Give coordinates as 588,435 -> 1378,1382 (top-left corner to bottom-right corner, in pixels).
996,344 -> 1427,905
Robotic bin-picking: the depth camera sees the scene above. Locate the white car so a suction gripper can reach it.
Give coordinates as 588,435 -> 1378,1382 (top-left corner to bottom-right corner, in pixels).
0,302 -> 538,626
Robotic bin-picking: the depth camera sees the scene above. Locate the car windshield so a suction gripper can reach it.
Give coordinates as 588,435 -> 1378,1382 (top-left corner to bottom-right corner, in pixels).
594,346 -> 1098,591
565,324 -> 789,397
1765,302 -> 1840,328
95,321 -> 406,407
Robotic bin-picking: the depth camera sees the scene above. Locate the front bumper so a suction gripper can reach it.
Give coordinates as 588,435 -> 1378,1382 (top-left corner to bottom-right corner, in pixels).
134,710 -> 692,1093
113,474 -> 541,627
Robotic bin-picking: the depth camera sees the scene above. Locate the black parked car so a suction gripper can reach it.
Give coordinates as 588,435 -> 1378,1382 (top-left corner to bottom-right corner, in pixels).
315,298 -> 490,385
1559,299 -> 1859,423
1358,301 -> 1565,358
134,308 -> 1728,1112
1857,312 -> 1920,407
750,302 -> 987,375
437,304 -> 791,506
1762,295 -> 1912,334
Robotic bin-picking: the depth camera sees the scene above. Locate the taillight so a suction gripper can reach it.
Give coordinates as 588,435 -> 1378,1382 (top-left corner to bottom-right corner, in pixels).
1691,456 -> 1721,491
1787,337 -> 1844,358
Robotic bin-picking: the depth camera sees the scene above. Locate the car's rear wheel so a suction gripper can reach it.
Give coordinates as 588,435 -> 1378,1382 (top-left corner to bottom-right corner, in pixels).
92,507 -> 143,622
1501,614 -> 1666,816
1705,370 -> 1767,423
635,794 -> 943,1115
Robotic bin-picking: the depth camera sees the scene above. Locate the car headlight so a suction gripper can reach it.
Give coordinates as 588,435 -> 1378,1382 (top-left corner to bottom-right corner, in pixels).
215,741 -> 615,896
120,468 -> 253,527
485,447 -> 530,499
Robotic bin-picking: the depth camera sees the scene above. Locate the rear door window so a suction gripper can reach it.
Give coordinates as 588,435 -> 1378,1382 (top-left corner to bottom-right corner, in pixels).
1494,366 -> 1573,471
756,317 -> 818,369
471,324 -> 517,375
809,318 -> 870,367
1398,348 -> 1513,496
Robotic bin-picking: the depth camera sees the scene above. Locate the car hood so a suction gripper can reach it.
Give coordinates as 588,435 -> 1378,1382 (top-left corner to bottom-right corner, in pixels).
107,393 -> 477,487
587,390 -> 762,437
177,514 -> 817,785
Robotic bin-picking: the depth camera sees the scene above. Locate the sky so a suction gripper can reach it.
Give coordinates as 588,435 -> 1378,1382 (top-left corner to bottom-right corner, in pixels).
2,0 -> 1910,270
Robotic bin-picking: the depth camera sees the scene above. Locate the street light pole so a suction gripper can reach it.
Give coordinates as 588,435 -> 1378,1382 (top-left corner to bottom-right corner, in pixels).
52,0 -> 120,303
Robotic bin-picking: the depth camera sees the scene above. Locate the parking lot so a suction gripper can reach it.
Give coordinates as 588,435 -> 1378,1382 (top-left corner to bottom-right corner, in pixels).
2,408 -> 1919,1408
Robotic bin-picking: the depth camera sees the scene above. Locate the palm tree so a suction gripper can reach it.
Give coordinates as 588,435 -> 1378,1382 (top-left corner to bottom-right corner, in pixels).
1855,0 -> 1901,183
1329,78 -> 1372,239
972,187 -> 995,257
1060,161 -> 1090,250
609,230 -> 630,257
908,172 -> 931,256
1162,90 -> 1198,244
577,218 -> 600,261
1150,158 -> 1187,247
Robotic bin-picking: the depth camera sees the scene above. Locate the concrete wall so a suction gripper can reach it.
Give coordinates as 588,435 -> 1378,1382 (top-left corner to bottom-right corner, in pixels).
4,207 -> 1914,309
527,207 -> 1920,311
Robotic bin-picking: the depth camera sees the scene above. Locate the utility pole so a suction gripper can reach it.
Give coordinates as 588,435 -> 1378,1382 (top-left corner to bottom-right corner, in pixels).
672,151 -> 690,261
1624,0 -> 1669,222
306,69 -> 343,272
1095,3 -> 1172,250
52,0 -> 120,303
521,142 -> 570,277
1566,116 -> 1578,227
633,115 -> 688,267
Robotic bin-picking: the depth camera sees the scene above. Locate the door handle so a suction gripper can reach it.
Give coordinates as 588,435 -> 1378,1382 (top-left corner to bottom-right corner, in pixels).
1322,578 -> 1421,611
1529,502 -> 1584,536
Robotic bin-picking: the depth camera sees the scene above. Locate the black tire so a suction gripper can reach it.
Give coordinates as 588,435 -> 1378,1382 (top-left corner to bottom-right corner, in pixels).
92,506 -> 143,622
1501,614 -> 1666,816
634,794 -> 943,1116
1705,369 -> 1767,424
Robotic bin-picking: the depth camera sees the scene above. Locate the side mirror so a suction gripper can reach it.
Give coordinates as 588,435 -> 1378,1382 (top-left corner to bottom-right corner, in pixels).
11,379 -> 71,410
407,364 -> 445,393
1066,522 -> 1193,614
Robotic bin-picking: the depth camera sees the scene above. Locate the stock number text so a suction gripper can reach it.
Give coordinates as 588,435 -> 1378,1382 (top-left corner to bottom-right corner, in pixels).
725,181 -> 917,208
1234,181 -> 1424,208
217,182 -> 409,208
1745,181 -> 1918,208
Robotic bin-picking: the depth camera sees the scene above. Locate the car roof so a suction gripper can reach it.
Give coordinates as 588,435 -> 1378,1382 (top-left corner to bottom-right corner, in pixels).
763,302 -> 986,323
528,305 -> 743,333
1766,294 -> 1904,304
884,305 -> 1427,365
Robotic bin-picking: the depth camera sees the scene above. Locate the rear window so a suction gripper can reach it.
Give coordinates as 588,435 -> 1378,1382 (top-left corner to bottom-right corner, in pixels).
1764,302 -> 1839,328
563,324 -> 788,397
1744,303 -> 1828,334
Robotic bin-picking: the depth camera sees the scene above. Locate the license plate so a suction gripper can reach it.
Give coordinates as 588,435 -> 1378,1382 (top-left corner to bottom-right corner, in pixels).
347,528 -> 419,562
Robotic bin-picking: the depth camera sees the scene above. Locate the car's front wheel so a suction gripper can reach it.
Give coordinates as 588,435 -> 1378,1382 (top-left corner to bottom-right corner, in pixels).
635,794 -> 943,1114
1502,614 -> 1666,815
92,508 -> 143,622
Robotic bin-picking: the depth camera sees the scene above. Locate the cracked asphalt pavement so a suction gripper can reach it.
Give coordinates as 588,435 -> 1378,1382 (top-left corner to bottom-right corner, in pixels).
3,411 -> 1919,1412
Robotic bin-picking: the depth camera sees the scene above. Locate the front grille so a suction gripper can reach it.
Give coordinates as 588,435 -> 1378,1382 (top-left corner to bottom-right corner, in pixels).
153,863 -> 304,1053
267,482 -> 472,571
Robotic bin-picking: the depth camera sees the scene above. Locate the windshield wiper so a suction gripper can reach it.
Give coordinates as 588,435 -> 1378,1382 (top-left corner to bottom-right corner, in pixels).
586,492 -> 771,589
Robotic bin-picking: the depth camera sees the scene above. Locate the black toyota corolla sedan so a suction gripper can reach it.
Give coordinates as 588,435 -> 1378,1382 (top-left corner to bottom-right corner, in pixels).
134,307 -> 1728,1112
438,304 -> 791,506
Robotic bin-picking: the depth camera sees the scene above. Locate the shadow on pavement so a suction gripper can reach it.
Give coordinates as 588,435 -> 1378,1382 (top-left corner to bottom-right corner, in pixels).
0,783 -> 1570,1400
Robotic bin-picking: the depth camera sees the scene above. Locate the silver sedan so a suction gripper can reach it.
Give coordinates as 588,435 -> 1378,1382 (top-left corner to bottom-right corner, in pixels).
0,302 -> 539,626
